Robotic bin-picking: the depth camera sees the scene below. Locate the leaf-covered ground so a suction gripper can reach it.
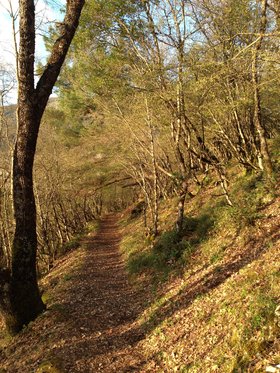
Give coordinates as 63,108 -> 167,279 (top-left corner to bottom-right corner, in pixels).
120,188 -> 280,372
0,215 -> 147,372
0,191 -> 279,372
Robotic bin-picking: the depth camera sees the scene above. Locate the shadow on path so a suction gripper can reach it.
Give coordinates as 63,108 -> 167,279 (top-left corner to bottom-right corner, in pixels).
0,215 -> 148,373
49,214 -> 148,372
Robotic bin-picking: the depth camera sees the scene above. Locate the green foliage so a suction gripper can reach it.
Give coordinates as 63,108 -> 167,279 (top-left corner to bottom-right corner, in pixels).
228,292 -> 279,372
130,200 -> 145,219
127,230 -> 185,277
210,246 -> 227,264
127,212 -> 215,280
246,295 -> 277,334
62,273 -> 74,282
36,358 -> 64,373
271,135 -> 280,172
43,104 -> 84,146
41,291 -> 52,305
84,220 -> 100,234
182,214 -> 215,243
195,173 -> 272,236
0,329 -> 12,349
229,174 -> 272,225
59,235 -> 82,256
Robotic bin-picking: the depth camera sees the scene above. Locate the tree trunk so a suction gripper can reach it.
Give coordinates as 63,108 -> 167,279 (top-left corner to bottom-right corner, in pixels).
0,0 -> 85,335
146,97 -> 159,236
251,0 -> 273,181
176,180 -> 188,235
9,113 -> 45,334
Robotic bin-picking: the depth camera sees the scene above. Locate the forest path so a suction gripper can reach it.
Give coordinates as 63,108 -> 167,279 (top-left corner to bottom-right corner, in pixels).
0,215 -> 147,372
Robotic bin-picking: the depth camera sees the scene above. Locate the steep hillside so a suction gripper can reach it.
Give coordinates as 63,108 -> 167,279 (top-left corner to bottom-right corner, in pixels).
1,1 -> 280,371
0,171 -> 279,372
120,172 -> 280,372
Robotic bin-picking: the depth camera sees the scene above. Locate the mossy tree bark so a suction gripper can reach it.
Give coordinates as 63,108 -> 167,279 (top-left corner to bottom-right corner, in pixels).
0,0 -> 85,335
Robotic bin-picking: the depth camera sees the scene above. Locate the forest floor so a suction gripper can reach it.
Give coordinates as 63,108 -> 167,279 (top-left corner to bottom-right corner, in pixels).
0,187 -> 279,372
0,215 -> 148,373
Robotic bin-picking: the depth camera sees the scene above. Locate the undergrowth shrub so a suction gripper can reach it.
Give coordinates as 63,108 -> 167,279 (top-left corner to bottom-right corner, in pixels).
182,214 -> 214,242
229,293 -> 279,372
229,174 -> 271,225
270,134 -> 280,172
154,230 -> 186,260
128,229 -> 192,278
126,168 -> 278,284
130,200 -> 145,219
200,173 -> 272,233
59,236 -> 81,256
128,213 -> 215,279
58,220 -> 99,257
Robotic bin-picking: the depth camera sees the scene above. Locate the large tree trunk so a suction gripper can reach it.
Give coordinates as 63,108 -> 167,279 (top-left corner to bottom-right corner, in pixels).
10,115 -> 45,333
6,0 -> 45,334
0,0 -> 85,335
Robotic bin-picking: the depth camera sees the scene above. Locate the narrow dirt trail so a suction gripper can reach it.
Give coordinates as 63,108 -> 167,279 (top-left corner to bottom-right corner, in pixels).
57,214 -> 147,372
0,215 -> 148,372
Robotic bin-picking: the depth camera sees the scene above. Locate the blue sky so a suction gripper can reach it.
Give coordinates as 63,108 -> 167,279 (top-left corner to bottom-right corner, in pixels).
0,0 -> 65,103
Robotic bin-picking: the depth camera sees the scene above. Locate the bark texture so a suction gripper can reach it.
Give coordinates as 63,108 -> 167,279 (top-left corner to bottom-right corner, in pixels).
0,0 -> 85,335
251,0 -> 273,180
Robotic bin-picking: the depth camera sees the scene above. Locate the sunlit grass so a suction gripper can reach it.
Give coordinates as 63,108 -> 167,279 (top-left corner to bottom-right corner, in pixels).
120,168 -> 280,372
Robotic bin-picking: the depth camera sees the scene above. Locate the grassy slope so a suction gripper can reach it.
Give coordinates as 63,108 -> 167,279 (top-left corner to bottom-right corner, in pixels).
120,171 -> 280,372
